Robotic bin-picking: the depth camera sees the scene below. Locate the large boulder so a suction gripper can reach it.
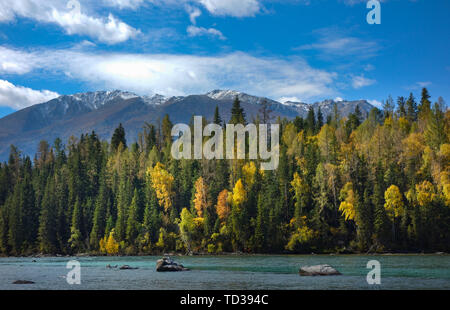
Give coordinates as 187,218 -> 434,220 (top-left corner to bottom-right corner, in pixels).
156,257 -> 189,272
299,264 -> 341,276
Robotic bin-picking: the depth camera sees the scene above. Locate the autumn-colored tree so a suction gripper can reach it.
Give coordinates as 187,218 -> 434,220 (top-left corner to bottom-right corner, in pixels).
216,189 -> 230,223
148,162 -> 174,213
384,185 -> 404,242
242,162 -> 257,188
291,172 -> 309,226
193,177 -> 209,218
339,182 -> 356,221
384,185 -> 404,220
416,181 -> 437,207
101,229 -> 119,255
232,179 -> 246,208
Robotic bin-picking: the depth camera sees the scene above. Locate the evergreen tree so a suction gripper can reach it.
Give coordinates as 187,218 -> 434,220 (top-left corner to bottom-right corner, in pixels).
229,96 -> 246,125
406,93 -> 418,122
306,107 -> 316,134
111,123 -> 127,151
213,105 -> 222,126
90,181 -> 108,250
126,189 -> 140,245
38,177 -> 58,253
397,96 -> 406,118
259,99 -> 273,124
419,87 -> 432,117
317,107 -> 324,131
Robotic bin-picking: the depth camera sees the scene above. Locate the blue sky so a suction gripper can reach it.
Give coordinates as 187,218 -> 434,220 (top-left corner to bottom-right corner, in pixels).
0,0 -> 449,118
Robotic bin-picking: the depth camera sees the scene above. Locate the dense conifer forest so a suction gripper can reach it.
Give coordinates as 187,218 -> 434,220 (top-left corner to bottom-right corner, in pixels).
0,88 -> 449,256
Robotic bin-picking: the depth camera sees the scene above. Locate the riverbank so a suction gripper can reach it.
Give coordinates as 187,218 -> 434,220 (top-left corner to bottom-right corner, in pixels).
0,251 -> 447,259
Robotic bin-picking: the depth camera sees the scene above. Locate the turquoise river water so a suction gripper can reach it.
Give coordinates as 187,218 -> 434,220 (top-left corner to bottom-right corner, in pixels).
0,255 -> 449,290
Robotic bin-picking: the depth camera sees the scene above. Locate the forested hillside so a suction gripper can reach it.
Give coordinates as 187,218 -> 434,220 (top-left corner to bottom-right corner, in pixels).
0,88 -> 448,256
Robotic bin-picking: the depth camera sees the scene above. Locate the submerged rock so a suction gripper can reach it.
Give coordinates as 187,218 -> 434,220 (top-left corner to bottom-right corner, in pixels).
13,280 -> 35,284
299,264 -> 341,276
156,256 -> 189,272
119,265 -> 139,270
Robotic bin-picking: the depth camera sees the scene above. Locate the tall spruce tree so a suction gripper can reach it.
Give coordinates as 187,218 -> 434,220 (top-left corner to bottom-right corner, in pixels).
111,123 -> 127,151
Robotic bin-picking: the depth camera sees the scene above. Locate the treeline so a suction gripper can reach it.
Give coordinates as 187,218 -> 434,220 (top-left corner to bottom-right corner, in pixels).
0,88 -> 449,256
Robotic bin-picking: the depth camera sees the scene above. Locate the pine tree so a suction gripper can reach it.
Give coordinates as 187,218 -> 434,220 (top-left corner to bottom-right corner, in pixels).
213,105 -> 222,126
259,99 -> 273,124
425,99 -> 447,150
317,107 -> 324,131
161,114 -> 173,144
406,93 -> 418,122
38,177 -> 58,253
397,96 -> 406,118
229,96 -> 246,125
126,189 -> 140,245
90,181 -> 108,250
111,123 -> 127,151
419,87 -> 432,118
68,198 -> 83,252
306,107 -> 316,135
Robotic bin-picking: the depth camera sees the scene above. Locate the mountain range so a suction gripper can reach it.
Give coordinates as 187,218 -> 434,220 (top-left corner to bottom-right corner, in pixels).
0,90 -> 375,161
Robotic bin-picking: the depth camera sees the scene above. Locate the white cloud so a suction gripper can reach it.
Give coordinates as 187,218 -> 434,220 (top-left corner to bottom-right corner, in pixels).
187,5 -> 202,24
417,81 -> 431,88
334,97 -> 344,102
187,25 -> 226,40
298,35 -> 379,59
0,79 -> 59,109
103,0 -> 145,9
406,81 -> 432,90
185,5 -> 225,40
0,46 -> 38,74
107,0 -> 262,17
0,0 -> 139,44
279,96 -> 303,103
197,0 -> 260,17
0,46 -> 337,101
368,99 -> 383,108
351,75 -> 376,89
341,0 -> 386,6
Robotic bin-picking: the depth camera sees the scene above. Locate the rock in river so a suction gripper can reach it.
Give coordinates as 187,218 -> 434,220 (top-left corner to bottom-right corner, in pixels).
299,264 -> 341,276
13,280 -> 35,284
119,265 -> 139,270
156,256 -> 190,272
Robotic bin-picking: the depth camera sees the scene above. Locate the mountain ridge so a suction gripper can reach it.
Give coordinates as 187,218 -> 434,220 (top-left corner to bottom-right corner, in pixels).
0,89 -> 376,161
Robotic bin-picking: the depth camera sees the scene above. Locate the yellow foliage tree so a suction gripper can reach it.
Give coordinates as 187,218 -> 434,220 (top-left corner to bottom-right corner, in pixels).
103,229 -> 119,255
242,161 -> 257,187
440,171 -> 450,206
216,189 -> 231,222
384,185 -> 404,220
416,180 -> 437,207
317,124 -> 336,162
232,179 -> 246,208
339,182 -> 356,221
99,235 -> 107,253
148,162 -> 174,212
193,177 -> 209,217
291,172 -> 309,221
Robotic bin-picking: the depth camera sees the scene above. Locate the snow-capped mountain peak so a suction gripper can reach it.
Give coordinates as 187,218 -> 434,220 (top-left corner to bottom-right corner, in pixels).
206,89 -> 242,101
142,94 -> 168,105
